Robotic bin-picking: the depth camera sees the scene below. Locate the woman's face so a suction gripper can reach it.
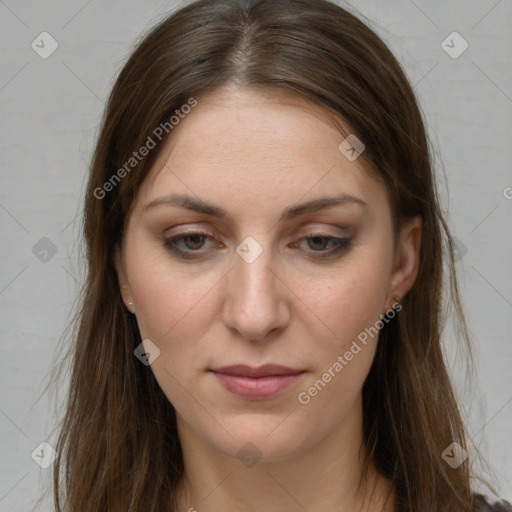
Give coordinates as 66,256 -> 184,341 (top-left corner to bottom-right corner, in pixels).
116,86 -> 421,463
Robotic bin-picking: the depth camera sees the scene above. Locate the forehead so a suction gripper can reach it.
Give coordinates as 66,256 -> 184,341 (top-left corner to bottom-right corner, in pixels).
132,87 -> 388,218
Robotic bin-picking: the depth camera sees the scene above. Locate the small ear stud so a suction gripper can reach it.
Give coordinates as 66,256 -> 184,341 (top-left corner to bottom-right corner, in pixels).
382,296 -> 402,316
128,301 -> 136,314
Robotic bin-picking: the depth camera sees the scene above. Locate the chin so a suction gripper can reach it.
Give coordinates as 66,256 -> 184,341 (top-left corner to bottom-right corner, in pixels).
204,413 -> 318,464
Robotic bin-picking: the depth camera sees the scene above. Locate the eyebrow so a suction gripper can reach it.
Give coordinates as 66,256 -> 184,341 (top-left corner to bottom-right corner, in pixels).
142,193 -> 367,222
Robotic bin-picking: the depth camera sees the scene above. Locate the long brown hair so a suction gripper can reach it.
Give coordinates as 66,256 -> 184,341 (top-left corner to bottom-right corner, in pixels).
52,0 -> 485,510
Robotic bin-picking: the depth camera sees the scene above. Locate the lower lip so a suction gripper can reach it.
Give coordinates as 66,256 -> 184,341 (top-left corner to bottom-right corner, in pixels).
211,371 -> 305,400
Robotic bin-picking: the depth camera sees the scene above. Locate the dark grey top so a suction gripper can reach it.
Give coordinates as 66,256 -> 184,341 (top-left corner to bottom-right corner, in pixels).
474,494 -> 512,511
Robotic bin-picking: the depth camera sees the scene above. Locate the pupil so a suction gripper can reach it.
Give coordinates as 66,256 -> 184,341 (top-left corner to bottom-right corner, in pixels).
186,235 -> 204,249
310,236 -> 327,250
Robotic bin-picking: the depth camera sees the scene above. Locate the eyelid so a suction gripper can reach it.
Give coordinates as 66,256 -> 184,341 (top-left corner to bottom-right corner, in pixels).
164,225 -> 216,238
293,224 -> 351,239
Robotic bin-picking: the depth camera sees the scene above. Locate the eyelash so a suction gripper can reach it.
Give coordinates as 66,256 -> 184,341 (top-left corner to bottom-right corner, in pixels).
163,230 -> 352,260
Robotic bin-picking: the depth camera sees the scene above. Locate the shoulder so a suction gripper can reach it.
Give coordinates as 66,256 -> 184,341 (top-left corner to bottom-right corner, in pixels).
473,494 -> 512,512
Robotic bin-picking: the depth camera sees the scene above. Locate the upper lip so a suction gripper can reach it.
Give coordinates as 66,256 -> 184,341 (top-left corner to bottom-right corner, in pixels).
210,364 -> 305,377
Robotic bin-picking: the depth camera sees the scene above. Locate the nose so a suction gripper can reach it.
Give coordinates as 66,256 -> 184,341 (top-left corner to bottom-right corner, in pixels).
221,242 -> 290,341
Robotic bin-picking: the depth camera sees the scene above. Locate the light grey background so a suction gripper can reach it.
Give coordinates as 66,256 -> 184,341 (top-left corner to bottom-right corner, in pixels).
1,0 -> 511,510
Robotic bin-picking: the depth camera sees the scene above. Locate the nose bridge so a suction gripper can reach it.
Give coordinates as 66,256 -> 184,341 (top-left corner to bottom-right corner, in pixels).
234,233 -> 275,287
234,238 -> 278,308
239,250 -> 273,296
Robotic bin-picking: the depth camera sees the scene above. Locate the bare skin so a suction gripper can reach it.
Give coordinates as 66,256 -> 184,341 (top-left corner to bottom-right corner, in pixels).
115,85 -> 421,512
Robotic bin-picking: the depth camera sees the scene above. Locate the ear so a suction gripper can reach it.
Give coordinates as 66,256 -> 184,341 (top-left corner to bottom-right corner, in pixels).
386,215 -> 422,309
114,247 -> 135,314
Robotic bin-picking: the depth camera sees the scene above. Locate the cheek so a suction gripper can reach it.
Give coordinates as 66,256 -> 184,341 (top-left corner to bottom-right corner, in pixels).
303,260 -> 391,347
128,265 -> 219,406
295,269 -> 386,422
131,269 -> 220,341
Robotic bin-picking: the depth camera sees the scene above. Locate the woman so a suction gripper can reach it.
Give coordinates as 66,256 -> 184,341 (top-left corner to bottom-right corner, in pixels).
52,0 -> 511,510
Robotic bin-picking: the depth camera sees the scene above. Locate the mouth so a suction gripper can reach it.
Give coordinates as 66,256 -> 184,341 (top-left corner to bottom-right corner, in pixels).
209,364 -> 306,400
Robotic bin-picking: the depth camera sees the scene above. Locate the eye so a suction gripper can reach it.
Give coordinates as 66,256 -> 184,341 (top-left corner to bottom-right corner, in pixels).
291,231 -> 352,259
163,231 -> 218,259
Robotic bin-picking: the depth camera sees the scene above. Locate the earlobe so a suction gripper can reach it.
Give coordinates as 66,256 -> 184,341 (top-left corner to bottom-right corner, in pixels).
114,248 -> 136,314
388,215 -> 422,307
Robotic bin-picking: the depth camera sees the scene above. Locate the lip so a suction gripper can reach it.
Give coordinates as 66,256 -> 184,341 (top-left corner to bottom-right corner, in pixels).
210,364 -> 306,400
